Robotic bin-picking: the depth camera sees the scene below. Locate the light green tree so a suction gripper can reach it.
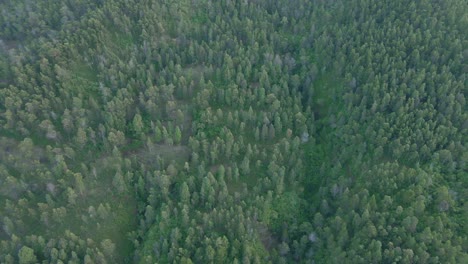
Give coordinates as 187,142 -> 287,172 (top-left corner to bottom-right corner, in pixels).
174,126 -> 182,144
18,246 -> 37,264
132,113 -> 144,138
112,170 -> 126,194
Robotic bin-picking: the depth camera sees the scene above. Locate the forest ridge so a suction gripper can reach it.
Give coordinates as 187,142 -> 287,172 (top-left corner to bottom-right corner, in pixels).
0,0 -> 466,263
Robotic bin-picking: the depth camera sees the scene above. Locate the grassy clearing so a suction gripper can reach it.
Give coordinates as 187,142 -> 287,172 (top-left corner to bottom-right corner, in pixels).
109,31 -> 134,51
77,155 -> 139,262
71,61 -> 98,82
312,71 -> 345,120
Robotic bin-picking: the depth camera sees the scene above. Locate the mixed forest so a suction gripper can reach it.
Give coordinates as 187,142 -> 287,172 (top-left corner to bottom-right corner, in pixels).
0,0 -> 466,263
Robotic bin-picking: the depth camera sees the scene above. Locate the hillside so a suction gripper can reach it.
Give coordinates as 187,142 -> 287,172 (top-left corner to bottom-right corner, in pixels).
0,0 -> 466,263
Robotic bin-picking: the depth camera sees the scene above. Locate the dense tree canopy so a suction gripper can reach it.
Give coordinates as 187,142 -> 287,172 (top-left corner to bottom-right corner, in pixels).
0,0 -> 466,263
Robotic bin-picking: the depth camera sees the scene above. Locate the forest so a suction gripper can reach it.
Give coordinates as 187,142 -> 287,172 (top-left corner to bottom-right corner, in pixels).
0,0 -> 466,263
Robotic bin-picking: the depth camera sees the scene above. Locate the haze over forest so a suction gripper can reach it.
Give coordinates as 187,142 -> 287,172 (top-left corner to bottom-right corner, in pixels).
0,0 -> 466,263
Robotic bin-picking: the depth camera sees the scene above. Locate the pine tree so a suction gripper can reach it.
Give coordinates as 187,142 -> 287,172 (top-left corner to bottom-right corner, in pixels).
113,170 -> 126,194
133,113 -> 144,138
240,157 -> 250,175
67,187 -> 77,206
74,173 -> 85,195
174,126 -> 182,144
180,182 -> 191,204
75,127 -> 87,146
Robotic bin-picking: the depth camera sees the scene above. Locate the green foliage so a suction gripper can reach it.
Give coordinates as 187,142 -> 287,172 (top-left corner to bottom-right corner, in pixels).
0,0 -> 465,263
270,192 -> 304,233
18,246 -> 37,264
